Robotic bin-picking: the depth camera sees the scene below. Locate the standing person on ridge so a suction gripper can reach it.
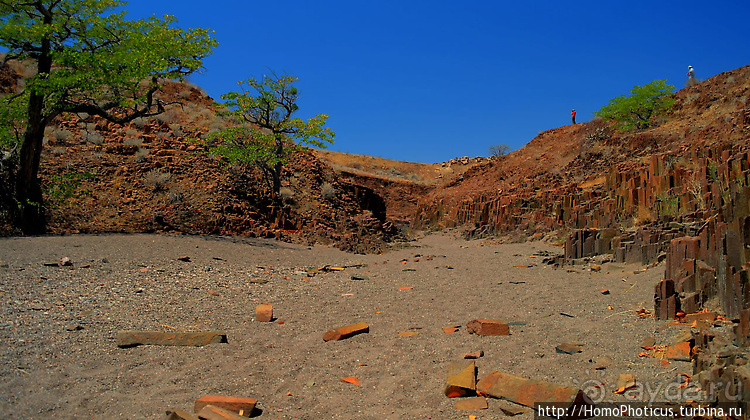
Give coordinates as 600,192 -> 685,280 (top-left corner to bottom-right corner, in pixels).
687,65 -> 697,86
571,109 -> 576,124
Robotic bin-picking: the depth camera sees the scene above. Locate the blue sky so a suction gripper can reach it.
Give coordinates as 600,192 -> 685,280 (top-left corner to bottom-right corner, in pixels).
124,0 -> 750,163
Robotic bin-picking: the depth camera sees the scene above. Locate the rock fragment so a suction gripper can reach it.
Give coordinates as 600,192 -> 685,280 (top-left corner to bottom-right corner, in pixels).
444,360 -> 476,398
455,396 -> 488,410
323,322 -> 369,341
255,303 -> 273,322
194,396 -> 257,416
476,370 -> 589,408
466,319 -> 509,336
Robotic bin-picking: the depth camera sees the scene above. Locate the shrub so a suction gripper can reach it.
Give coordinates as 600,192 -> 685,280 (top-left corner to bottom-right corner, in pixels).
166,190 -> 183,204
321,182 -> 336,200
51,129 -> 72,143
83,131 -> 104,145
279,186 -> 294,202
123,137 -> 143,147
594,79 -> 675,131
135,147 -> 149,162
143,169 -> 172,189
488,144 -> 511,157
154,108 -> 180,124
169,123 -> 183,137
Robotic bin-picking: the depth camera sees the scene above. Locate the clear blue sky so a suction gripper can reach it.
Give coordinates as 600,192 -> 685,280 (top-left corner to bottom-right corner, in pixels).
123,0 -> 750,163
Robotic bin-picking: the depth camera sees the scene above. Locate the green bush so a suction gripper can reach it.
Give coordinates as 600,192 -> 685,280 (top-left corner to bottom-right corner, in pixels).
594,80 -> 675,131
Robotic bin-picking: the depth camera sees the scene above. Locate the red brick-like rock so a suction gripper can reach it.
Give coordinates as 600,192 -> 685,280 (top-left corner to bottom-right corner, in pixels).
196,405 -> 250,420
476,370 -> 588,408
664,341 -> 692,361
117,331 -> 227,348
255,303 -> 273,322
194,396 -> 257,416
444,360 -> 476,398
683,311 -> 716,324
463,350 -> 484,359
466,319 -> 509,336
323,322 -> 369,341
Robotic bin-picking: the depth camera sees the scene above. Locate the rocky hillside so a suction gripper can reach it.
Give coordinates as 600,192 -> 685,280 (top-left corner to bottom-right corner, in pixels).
413,65 -> 750,240
0,69 -> 395,253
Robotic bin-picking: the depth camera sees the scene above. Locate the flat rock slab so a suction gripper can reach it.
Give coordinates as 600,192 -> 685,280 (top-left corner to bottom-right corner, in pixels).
555,343 -> 583,354
323,322 -> 369,341
166,409 -> 200,420
476,370 -> 587,408
196,405 -> 250,420
194,396 -> 257,416
117,331 -> 227,348
454,396 -> 488,410
466,319 -> 510,336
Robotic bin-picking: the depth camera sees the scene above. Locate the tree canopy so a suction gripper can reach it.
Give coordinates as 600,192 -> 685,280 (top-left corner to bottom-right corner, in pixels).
209,74 -> 335,197
594,79 -> 676,131
0,0 -> 217,232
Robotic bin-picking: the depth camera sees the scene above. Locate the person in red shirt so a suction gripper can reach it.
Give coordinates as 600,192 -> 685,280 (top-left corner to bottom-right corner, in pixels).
571,109 -> 576,124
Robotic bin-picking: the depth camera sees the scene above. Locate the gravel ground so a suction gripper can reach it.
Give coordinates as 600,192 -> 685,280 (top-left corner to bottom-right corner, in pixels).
0,232 -> 696,419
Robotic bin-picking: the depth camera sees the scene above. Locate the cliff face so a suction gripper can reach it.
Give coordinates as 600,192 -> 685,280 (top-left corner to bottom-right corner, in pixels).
413,66 -> 750,241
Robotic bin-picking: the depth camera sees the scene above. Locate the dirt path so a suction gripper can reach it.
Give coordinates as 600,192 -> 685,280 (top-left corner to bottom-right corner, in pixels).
0,232 -> 693,419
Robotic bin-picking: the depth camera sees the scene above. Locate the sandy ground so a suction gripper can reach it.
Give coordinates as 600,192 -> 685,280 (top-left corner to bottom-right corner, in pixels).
0,232 -> 696,419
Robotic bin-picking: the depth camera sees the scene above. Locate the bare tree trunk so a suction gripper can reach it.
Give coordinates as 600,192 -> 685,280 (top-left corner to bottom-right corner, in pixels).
15,9 -> 53,234
15,97 -> 47,233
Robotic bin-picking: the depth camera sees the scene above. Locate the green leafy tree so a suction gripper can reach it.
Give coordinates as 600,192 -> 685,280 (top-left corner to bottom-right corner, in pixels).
209,74 -> 335,198
594,79 -> 675,131
0,0 -> 217,233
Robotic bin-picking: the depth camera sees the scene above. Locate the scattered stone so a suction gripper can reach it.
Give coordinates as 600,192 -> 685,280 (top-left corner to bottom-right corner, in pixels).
444,360 -> 476,398
255,303 -> 273,322
350,274 -> 369,280
323,322 -> 370,341
177,256 -> 191,262
165,408 -> 200,420
601,289 -> 610,295
593,356 -> 612,370
65,323 -> 84,331
476,370 -> 589,408
454,396 -> 488,410
194,396 -> 257,415
196,404 -> 250,420
615,373 -> 636,393
341,377 -> 360,386
664,341 -> 691,361
60,257 -> 73,266
443,326 -> 459,334
555,343 -> 582,354
683,311 -> 716,324
466,319 -> 509,336
463,350 -> 484,359
590,265 -> 601,272
398,331 -> 418,337
641,337 -> 656,349
116,331 -> 228,348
